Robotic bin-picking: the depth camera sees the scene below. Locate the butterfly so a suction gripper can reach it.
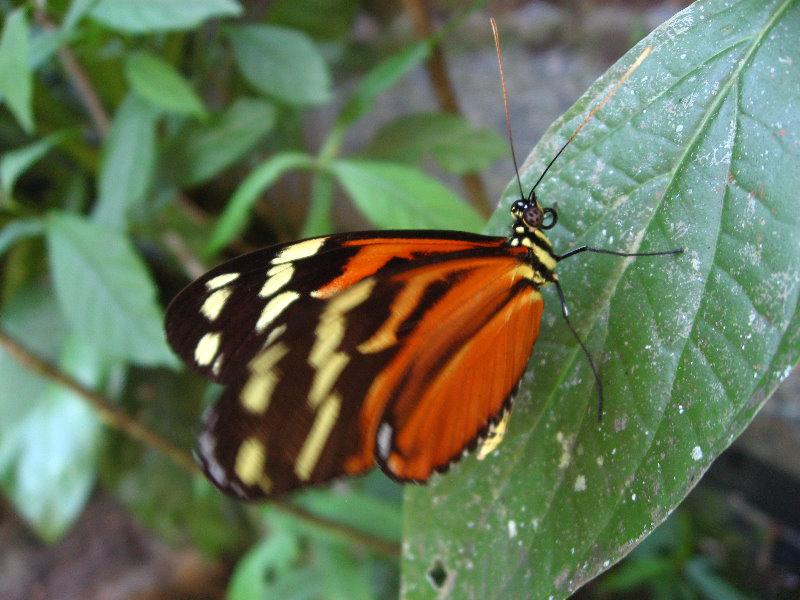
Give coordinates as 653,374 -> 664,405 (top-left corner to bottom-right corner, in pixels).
164,37 -> 680,499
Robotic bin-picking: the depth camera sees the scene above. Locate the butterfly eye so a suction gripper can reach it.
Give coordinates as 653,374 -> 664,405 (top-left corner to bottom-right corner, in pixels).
523,203 -> 544,229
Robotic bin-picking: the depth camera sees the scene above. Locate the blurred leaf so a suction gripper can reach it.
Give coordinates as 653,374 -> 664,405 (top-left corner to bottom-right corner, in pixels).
63,0 -> 101,32
0,8 -> 34,133
167,97 -> 277,186
0,219 -> 44,258
125,51 -> 208,119
0,285 -> 103,541
318,542 -> 374,600
365,112 -> 508,174
89,0 -> 242,33
262,565 -> 326,600
1,132 -> 68,197
683,557 -> 755,600
403,0 -> 800,598
92,94 -> 158,230
113,449 -> 246,555
228,24 -> 331,106
205,151 -> 316,256
267,0 -> 359,40
336,42 -> 431,131
294,488 -> 402,545
46,212 -> 177,367
0,285 -> 65,424
329,159 -> 485,231
228,512 -> 302,600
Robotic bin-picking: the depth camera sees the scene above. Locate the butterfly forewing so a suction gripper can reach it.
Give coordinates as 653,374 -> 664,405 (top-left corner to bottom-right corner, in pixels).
165,231 -> 544,497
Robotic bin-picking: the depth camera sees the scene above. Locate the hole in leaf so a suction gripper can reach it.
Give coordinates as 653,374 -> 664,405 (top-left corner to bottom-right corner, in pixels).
427,558 -> 448,589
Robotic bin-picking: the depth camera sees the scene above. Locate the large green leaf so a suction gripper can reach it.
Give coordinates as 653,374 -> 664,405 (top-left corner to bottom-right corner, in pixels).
1,132 -> 67,197
125,51 -> 208,119
0,289 -> 102,542
228,24 -> 331,106
363,112 -> 508,174
166,98 -> 277,186
46,212 -> 177,367
329,159 -> 486,232
402,1 -> 800,598
92,94 -> 159,231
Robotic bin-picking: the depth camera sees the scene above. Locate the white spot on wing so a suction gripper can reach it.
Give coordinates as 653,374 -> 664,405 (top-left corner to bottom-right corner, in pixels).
308,351 -> 349,407
235,437 -> 267,486
194,332 -> 221,366
198,430 -> 227,487
260,264 -> 294,298
212,353 -> 224,377
205,273 -> 239,290
294,393 -> 341,481
201,287 -> 232,321
241,370 -> 280,414
272,238 -> 326,264
377,423 -> 393,460
255,291 -> 299,333
263,324 -> 287,349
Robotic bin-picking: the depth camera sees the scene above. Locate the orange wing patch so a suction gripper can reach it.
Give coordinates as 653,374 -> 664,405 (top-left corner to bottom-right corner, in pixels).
347,256 -> 542,481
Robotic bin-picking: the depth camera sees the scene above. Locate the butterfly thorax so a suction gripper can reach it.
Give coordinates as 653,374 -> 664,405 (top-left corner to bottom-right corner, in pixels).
506,196 -> 558,288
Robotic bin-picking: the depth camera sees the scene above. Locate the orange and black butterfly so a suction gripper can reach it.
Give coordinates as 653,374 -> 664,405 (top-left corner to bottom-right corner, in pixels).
164,36 -> 679,499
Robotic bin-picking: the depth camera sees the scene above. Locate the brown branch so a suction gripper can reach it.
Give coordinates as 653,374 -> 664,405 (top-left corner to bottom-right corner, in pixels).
0,327 -> 197,473
0,327 -> 400,557
402,0 -> 492,217
33,10 -> 111,139
56,46 -> 111,138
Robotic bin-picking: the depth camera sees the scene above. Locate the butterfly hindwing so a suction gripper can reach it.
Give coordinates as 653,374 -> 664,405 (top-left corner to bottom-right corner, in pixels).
367,256 -> 543,481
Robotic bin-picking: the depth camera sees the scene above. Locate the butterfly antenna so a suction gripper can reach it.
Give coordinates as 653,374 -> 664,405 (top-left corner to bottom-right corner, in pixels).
491,18 -> 525,202
530,45 -> 652,194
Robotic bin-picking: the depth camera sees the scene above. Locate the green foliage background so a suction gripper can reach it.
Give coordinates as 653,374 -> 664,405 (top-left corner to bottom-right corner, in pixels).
1,1 -> 798,599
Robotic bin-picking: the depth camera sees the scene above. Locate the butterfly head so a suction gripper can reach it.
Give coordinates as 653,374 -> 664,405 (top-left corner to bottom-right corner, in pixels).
510,192 -> 557,234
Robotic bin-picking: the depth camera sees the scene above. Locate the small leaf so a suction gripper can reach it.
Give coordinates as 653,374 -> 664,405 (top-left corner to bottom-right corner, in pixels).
46,212 -> 177,367
92,94 -> 158,231
329,159 -> 485,231
125,51 -> 207,119
364,112 -> 508,174
228,24 -> 331,106
0,8 -> 34,133
205,152 -> 315,256
167,98 -> 277,186
336,42 -> 431,130
89,0 -> 242,33
1,132 -> 67,196
403,0 -> 800,598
